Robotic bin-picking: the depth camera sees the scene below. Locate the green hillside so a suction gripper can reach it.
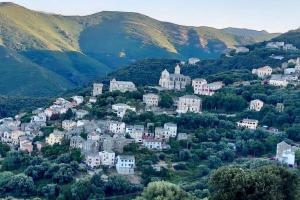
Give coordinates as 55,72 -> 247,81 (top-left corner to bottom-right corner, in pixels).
0,2 -> 278,96
274,28 -> 300,48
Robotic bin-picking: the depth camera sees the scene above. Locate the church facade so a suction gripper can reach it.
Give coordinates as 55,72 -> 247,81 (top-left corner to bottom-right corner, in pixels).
159,65 -> 191,90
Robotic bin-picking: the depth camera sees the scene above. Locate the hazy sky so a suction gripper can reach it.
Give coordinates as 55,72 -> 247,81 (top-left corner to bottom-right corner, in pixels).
2,0 -> 299,33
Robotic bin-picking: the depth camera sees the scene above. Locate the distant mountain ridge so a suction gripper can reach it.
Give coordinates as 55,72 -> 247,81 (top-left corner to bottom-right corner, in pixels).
0,2 -> 279,96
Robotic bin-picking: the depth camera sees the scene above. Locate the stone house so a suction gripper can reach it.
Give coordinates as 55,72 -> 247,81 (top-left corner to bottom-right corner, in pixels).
92,83 -> 103,96
177,95 -> 202,113
109,79 -> 137,93
143,93 -> 160,107
249,99 -> 264,112
116,155 -> 135,175
237,119 -> 258,130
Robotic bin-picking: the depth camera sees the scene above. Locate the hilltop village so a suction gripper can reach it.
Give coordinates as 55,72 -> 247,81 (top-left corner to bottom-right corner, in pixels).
0,41 -> 299,199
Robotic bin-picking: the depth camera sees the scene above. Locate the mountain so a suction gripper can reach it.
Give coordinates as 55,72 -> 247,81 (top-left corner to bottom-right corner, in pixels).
0,2 -> 279,96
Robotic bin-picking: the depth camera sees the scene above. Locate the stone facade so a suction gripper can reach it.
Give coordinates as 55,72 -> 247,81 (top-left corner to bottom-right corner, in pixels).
159,65 -> 191,91
143,93 -> 159,107
177,95 -> 202,113
109,79 -> 137,93
92,83 -> 103,96
250,99 -> 264,112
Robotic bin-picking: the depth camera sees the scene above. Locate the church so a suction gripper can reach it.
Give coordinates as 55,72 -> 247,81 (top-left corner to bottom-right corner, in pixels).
159,65 -> 191,90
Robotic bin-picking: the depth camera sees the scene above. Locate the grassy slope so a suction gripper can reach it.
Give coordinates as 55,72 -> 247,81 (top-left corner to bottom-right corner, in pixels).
0,46 -> 72,96
0,3 -> 278,96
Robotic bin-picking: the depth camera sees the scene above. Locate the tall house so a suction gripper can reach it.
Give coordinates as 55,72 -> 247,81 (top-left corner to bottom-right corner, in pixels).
92,83 -> 103,96
177,95 -> 202,114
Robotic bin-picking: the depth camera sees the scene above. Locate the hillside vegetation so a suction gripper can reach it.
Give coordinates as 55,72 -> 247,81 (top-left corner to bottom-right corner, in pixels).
0,2 -> 278,96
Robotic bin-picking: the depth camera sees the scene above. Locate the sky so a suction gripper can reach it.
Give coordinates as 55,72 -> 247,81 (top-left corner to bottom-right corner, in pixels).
1,0 -> 300,33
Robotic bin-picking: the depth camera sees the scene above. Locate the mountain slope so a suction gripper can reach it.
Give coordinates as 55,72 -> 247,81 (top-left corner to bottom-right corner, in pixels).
274,28 -> 300,48
0,2 -> 278,96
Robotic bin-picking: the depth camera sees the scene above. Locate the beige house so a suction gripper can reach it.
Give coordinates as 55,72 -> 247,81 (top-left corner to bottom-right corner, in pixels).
269,75 -> 288,87
252,66 -> 273,78
46,130 -> 64,145
109,79 -> 137,93
237,119 -> 258,130
177,95 -> 202,113
249,99 -> 264,111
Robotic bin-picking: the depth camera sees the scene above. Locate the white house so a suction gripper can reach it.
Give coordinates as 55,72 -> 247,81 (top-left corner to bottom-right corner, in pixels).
177,95 -> 202,114
284,68 -> 296,75
31,113 -> 47,124
125,125 -> 144,142
164,123 -> 177,138
269,75 -> 288,87
249,99 -> 264,112
143,138 -> 162,150
192,80 -> 223,96
72,96 -> 84,106
188,57 -> 200,65
99,151 -> 115,166
252,66 -> 273,78
159,65 -> 191,91
109,121 -> 126,134
112,103 -> 136,118
70,136 -> 85,149
276,141 -> 299,167
143,93 -> 159,107
87,132 -> 101,141
46,130 -> 64,145
109,79 -> 137,93
235,47 -> 249,53
85,152 -> 101,168
116,155 -> 135,175
92,83 -> 103,96
76,110 -> 89,119
237,119 -> 258,130
62,120 -> 77,131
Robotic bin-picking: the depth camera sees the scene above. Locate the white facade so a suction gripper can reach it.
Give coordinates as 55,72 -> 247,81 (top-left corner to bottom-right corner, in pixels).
85,153 -> 101,168
236,47 -> 249,53
164,123 -> 177,138
249,99 -> 264,112
192,79 -> 223,96
159,65 -> 191,91
143,94 -> 159,107
112,103 -> 136,118
237,119 -> 258,130
72,96 -> 84,106
99,151 -> 115,166
252,66 -> 273,78
125,125 -> 144,142
76,110 -> 89,119
46,130 -> 64,145
109,79 -> 137,93
116,155 -> 135,175
109,121 -> 126,134
177,95 -> 202,113
188,57 -> 200,65
276,141 -> 299,166
143,138 -> 162,150
269,75 -> 288,87
93,83 -> 103,96
62,120 -> 77,131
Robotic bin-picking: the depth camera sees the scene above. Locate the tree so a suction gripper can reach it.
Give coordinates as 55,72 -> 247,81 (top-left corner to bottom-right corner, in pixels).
159,93 -> 174,108
6,174 -> 36,197
41,184 -> 60,199
70,179 -> 91,200
104,176 -> 141,196
135,181 -> 195,200
0,142 -> 10,157
52,164 -> 75,184
209,165 -> 299,200
2,151 -> 30,170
